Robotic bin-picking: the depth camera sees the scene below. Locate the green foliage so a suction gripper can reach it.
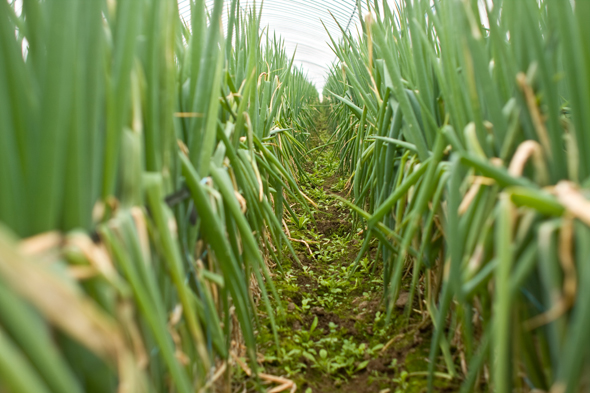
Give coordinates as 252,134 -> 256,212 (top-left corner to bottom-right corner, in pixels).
0,0 -> 318,392
325,0 -> 590,391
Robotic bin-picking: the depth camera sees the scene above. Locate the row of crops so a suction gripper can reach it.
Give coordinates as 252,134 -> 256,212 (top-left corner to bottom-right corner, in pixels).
0,0 -> 318,392
324,0 -> 590,392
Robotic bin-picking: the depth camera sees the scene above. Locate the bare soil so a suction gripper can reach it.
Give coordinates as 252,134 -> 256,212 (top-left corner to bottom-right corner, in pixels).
233,112 -> 458,393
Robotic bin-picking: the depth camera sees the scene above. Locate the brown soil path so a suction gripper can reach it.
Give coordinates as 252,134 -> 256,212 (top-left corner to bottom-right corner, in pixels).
233,109 -> 458,393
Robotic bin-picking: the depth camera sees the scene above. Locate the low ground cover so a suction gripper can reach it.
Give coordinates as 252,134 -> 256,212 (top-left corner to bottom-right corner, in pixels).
233,111 -> 458,393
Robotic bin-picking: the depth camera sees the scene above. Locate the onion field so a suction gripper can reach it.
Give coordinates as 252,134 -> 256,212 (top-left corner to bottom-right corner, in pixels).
1,0 -> 590,392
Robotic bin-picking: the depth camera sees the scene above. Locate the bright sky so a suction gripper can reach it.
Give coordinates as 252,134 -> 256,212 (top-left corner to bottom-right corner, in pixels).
11,0 -> 369,96
11,0 -> 489,96
178,0 -> 371,95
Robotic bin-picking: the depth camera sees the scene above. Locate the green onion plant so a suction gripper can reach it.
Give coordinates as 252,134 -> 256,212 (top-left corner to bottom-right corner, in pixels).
325,0 -> 590,391
0,0 -> 318,391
